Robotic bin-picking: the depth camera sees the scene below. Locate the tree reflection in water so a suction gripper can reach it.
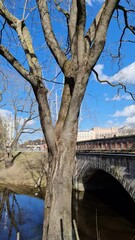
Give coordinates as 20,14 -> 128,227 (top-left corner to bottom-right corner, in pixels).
0,187 -> 44,240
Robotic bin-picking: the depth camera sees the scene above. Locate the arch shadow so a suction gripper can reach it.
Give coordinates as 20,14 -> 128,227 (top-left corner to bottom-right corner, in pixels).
83,169 -> 135,223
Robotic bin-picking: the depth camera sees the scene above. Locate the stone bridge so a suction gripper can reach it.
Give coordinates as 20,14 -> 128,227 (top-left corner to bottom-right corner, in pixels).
73,152 -> 135,201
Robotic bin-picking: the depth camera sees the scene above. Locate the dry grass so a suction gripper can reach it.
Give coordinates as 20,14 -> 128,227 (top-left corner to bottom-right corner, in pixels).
0,152 -> 47,189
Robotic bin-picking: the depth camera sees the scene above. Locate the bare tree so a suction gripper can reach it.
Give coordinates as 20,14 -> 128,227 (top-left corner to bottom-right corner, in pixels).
0,116 -> 5,151
0,0 -> 134,239
3,101 -> 39,168
0,81 -> 40,168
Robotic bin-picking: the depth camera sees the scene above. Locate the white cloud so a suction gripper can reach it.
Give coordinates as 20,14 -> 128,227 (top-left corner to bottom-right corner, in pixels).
94,64 -> 109,81
94,62 -> 135,85
17,118 -> 35,126
124,116 -> 135,127
0,109 -> 35,126
105,119 -> 122,128
86,0 -> 104,6
86,0 -> 92,5
110,63 -> 135,84
113,104 -> 135,117
109,104 -> 135,128
105,94 -> 132,101
0,109 -> 12,118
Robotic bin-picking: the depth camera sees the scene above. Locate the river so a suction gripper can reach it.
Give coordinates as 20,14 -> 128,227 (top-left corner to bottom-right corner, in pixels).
0,185 -> 135,239
0,186 -> 44,240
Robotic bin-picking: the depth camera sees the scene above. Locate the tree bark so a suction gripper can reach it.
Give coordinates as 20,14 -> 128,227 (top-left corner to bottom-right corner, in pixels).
4,151 -> 14,168
42,129 -> 77,239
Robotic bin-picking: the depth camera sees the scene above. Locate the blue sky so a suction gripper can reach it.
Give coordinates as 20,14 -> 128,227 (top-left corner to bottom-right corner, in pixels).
79,0 -> 135,130
0,0 -> 135,141
79,62 -> 135,130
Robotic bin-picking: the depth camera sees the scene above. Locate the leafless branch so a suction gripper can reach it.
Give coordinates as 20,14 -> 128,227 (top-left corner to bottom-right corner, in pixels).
54,0 -> 69,18
0,71 -> 6,102
42,71 -> 63,85
22,0 -> 29,20
0,19 -> 6,44
36,0 -> 67,71
22,128 -> 41,134
116,4 -> 135,61
92,68 -> 135,101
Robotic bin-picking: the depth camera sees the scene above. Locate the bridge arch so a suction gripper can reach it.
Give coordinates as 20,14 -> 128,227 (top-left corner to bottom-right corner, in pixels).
82,169 -> 129,193
73,154 -> 135,201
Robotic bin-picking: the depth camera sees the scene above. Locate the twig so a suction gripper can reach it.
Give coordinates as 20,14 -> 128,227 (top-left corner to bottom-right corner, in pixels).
92,68 -> 135,101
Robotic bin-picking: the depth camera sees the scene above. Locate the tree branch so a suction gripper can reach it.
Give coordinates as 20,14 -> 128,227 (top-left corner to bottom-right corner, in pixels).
54,0 -> 69,18
0,1 -> 42,78
92,68 -> 135,100
68,0 -> 77,58
22,128 -> 41,134
117,5 -> 135,34
88,0 -> 120,67
55,78 -> 73,136
36,0 -> 67,71
76,0 -> 86,64
0,45 -> 37,86
85,2 -> 105,48
116,4 -> 135,61
0,18 -> 6,44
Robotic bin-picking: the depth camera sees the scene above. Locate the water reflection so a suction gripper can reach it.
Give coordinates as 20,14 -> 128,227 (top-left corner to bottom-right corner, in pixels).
1,185 -> 135,240
73,189 -> 135,240
0,187 -> 44,240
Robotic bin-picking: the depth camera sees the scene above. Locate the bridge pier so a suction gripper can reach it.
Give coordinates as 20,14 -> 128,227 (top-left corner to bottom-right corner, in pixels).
73,180 -> 85,192
73,181 -> 84,201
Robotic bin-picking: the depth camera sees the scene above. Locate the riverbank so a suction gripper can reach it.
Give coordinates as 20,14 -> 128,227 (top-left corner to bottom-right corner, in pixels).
0,152 -> 47,190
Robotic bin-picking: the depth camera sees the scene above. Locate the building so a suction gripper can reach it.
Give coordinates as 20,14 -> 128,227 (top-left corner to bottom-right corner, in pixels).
0,113 -> 14,146
77,130 -> 94,141
92,127 -> 119,139
77,127 -> 119,142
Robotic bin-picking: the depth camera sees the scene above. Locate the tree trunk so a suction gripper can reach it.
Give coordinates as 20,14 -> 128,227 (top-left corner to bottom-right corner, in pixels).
42,138 -> 76,240
5,151 -> 14,168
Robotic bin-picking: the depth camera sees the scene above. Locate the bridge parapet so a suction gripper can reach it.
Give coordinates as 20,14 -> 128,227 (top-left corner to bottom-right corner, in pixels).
73,153 -> 135,201
77,135 -> 135,153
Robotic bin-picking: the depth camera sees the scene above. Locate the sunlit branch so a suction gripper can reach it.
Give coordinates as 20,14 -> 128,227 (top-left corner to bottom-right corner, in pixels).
54,0 -> 69,18
76,0 -> 86,63
36,0 -> 67,71
24,6 -> 37,21
22,0 -> 37,21
22,0 -> 28,20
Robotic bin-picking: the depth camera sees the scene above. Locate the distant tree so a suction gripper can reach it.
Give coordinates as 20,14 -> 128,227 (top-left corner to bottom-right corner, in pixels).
0,82 -> 40,167
0,0 -> 135,239
0,116 -> 5,151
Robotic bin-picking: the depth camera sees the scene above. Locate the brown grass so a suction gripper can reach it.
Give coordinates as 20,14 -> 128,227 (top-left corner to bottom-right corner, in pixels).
0,152 -> 47,189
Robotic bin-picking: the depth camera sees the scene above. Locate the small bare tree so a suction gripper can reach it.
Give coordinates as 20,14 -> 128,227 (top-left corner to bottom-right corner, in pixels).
0,116 -> 5,151
0,80 -> 40,167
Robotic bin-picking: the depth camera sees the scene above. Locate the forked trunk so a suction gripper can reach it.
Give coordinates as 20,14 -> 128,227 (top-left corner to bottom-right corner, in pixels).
42,139 -> 76,240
